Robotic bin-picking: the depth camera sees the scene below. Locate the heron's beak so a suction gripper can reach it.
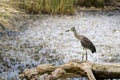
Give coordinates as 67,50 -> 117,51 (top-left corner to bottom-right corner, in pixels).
66,30 -> 70,32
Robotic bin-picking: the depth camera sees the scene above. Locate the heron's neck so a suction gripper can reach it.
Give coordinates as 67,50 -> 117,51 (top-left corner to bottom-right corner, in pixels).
73,30 -> 78,36
73,30 -> 83,40
73,30 -> 79,38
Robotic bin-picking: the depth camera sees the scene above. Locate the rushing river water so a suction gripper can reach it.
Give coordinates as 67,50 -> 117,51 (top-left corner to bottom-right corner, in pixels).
0,10 -> 120,80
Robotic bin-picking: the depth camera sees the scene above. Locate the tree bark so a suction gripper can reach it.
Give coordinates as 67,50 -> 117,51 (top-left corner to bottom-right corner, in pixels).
20,60 -> 120,80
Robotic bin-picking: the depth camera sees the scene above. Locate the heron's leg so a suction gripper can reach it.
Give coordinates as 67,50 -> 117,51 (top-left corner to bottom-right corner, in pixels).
82,54 -> 84,61
85,49 -> 87,60
82,47 -> 85,61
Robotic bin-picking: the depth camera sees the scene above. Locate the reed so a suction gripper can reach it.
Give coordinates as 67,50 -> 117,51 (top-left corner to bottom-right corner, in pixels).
10,0 -> 76,15
10,0 -> 116,14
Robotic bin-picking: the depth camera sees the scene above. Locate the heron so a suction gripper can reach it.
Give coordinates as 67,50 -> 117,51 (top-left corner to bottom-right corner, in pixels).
66,27 -> 96,60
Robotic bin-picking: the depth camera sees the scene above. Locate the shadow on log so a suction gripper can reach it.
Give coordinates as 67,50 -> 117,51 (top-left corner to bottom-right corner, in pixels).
20,59 -> 120,80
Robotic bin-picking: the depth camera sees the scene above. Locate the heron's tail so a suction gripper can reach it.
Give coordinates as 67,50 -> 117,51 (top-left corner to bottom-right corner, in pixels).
91,46 -> 96,53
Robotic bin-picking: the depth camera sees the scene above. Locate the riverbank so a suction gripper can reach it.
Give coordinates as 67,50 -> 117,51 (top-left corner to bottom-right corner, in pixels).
0,0 -> 120,34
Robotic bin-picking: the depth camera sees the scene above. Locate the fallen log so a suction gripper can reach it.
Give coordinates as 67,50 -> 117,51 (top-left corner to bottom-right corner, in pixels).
19,59 -> 120,80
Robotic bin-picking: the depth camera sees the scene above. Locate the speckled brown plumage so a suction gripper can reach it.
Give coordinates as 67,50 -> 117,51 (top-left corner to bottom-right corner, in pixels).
80,35 -> 96,53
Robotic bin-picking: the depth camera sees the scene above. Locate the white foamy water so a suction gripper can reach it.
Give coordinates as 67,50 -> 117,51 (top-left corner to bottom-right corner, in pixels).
0,10 -> 120,80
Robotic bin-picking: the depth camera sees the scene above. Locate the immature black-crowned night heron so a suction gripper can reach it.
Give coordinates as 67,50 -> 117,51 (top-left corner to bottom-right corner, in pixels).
66,27 -> 96,60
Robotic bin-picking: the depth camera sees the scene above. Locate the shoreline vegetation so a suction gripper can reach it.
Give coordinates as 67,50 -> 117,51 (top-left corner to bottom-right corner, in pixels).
0,0 -> 120,33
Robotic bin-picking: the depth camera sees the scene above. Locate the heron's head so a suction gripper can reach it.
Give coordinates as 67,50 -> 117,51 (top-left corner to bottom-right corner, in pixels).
71,27 -> 76,32
66,27 -> 76,32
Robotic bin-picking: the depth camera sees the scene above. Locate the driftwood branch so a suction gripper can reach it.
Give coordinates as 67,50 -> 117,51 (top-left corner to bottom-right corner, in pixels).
20,60 -> 120,80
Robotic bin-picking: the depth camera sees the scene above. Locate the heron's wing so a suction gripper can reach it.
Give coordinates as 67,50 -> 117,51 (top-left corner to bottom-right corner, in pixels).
81,37 -> 96,53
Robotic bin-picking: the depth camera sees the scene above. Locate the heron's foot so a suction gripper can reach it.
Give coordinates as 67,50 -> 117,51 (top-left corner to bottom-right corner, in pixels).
82,54 -> 84,61
86,55 -> 88,60
86,51 -> 88,60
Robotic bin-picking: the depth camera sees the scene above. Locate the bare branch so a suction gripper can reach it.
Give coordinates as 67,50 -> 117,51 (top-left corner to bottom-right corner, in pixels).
20,60 -> 120,80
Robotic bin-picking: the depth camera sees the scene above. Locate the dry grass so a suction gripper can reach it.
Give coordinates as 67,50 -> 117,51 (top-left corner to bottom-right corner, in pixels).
10,0 -> 76,15
9,0 -> 120,15
0,1 -> 24,32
